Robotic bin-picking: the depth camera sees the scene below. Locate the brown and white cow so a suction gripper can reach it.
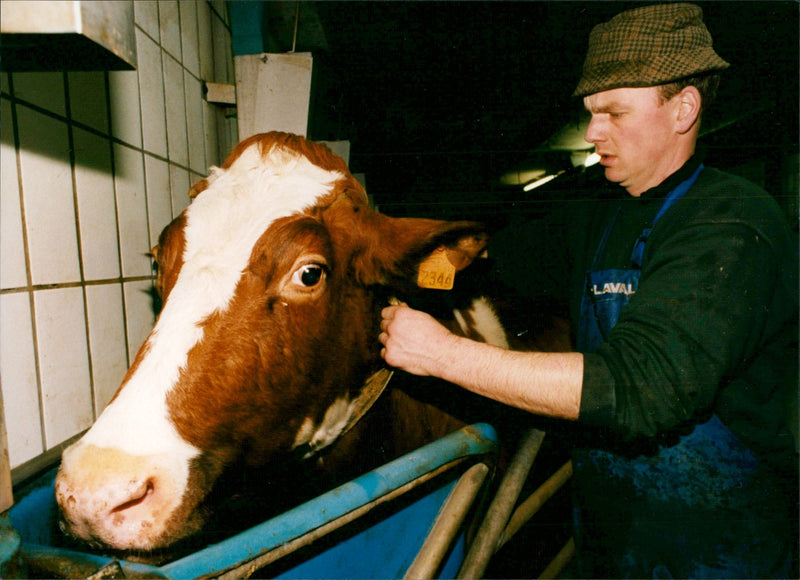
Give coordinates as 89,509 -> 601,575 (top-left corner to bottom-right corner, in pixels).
54,132 -> 535,553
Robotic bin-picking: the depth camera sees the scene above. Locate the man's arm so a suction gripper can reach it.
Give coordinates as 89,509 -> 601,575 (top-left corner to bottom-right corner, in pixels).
379,304 -> 583,420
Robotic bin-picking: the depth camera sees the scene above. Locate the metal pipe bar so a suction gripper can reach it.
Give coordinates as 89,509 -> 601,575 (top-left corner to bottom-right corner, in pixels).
404,462 -> 491,580
215,458 -> 470,580
456,428 -> 546,579
538,537 -> 575,580
498,460 -> 573,549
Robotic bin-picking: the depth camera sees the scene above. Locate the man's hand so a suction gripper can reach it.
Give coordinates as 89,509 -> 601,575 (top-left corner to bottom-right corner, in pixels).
379,303 -> 455,376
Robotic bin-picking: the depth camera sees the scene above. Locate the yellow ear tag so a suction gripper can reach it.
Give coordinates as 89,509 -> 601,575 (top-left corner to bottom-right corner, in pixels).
417,247 -> 456,290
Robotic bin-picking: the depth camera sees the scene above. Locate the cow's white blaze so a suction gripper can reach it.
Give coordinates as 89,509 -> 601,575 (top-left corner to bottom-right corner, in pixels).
57,143 -> 343,549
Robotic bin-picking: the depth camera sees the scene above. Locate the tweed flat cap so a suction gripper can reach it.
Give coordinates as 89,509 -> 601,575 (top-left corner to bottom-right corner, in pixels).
573,3 -> 729,97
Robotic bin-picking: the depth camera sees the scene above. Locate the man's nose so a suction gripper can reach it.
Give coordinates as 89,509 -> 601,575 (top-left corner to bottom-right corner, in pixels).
584,115 -> 604,144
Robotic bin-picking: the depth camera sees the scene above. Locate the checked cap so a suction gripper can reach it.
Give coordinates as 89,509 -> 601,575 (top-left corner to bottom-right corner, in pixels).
574,3 -> 729,97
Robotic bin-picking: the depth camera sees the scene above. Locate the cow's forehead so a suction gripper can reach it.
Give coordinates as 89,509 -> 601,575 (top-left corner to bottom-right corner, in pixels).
184,144 -> 342,270
169,143 -> 343,352
80,143 -> 343,457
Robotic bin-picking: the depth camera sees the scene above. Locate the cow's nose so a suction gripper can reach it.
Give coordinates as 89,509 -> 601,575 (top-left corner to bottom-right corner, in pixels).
55,443 -> 182,550
56,472 -> 158,542
55,472 -> 156,516
109,478 -> 155,514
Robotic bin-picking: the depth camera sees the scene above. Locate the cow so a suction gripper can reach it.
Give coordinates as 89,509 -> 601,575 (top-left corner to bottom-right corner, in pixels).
54,132 -> 566,557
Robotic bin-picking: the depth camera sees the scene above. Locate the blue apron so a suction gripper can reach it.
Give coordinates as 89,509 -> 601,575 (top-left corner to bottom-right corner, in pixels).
572,165 -> 794,578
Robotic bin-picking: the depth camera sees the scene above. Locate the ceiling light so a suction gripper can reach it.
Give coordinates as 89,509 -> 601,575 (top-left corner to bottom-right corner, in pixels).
523,173 -> 558,192
584,152 -> 601,167
499,168 -> 546,186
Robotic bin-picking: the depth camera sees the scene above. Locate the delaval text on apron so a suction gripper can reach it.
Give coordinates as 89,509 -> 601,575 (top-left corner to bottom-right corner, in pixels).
577,164 -> 702,352
572,164 -> 793,578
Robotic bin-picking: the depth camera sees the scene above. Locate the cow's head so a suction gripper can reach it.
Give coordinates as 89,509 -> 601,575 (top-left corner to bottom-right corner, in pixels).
54,132 -> 487,552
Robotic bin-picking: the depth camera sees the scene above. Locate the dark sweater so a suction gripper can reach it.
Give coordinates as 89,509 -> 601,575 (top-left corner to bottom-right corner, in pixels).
491,155 -> 798,474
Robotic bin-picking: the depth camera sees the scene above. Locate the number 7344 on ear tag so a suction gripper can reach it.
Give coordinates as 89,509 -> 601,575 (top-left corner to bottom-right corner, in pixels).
417,247 -> 456,290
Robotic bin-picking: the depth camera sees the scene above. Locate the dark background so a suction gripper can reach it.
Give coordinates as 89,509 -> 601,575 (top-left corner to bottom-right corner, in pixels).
231,1 -> 799,228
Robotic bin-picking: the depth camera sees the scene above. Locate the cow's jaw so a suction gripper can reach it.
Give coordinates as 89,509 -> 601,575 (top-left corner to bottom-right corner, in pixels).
55,142 -> 343,551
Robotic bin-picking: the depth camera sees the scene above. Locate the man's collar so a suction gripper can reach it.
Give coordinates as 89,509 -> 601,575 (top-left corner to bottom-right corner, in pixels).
639,148 -> 705,200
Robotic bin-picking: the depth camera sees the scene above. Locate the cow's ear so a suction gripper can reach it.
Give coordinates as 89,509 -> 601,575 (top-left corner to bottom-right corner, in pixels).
188,166 -> 225,199
347,211 -> 488,287
435,229 -> 489,271
409,223 -> 488,291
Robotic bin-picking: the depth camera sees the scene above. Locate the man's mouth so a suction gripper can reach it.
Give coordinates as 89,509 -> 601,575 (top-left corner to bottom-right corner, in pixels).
597,153 -> 615,166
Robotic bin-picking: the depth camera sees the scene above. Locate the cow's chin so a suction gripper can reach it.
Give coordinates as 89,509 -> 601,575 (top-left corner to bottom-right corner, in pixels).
59,501 -> 209,557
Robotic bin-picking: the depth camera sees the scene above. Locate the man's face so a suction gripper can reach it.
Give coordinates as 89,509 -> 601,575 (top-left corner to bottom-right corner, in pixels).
583,86 -> 683,197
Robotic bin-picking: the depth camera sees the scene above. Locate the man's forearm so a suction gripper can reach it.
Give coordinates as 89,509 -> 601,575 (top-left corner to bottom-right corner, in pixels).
432,335 -> 583,420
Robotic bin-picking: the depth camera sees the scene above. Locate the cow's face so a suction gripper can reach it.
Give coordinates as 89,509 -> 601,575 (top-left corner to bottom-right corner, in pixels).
54,133 -> 487,552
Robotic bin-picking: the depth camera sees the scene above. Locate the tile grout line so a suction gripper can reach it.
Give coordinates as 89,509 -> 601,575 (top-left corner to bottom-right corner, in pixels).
0,94 -> 201,178
65,70 -> 100,429
9,72 -> 48,457
105,68 -> 136,381
0,277 -> 157,296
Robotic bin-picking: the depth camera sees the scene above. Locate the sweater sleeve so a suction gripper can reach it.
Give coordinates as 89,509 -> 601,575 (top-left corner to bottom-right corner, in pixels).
579,216 -> 790,439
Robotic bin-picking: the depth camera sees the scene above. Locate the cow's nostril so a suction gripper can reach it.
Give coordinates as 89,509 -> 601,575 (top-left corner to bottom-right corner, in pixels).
110,479 -> 155,514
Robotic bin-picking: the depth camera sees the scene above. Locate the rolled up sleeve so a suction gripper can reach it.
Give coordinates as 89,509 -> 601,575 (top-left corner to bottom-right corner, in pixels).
579,221 -> 783,440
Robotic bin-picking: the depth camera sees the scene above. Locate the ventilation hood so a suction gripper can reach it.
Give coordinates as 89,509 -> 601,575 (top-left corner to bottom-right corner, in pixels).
1,1 -> 136,71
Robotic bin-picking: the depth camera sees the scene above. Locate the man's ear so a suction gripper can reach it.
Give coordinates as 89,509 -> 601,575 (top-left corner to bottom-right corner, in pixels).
676,86 -> 702,134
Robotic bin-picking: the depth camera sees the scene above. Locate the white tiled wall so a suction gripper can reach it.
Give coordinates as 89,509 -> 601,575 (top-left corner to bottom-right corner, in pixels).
0,0 -> 238,473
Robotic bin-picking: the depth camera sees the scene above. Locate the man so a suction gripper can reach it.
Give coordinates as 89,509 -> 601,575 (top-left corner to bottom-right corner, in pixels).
379,4 -> 798,577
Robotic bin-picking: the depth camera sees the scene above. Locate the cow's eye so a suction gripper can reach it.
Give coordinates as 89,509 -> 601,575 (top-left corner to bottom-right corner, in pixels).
292,264 -> 326,287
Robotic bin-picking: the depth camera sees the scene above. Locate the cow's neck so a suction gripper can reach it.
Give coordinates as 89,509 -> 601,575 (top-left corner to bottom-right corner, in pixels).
292,366 -> 394,460
340,367 -> 394,437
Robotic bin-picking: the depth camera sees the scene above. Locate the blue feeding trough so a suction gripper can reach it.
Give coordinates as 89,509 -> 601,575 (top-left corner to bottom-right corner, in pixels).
6,423 -> 498,579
